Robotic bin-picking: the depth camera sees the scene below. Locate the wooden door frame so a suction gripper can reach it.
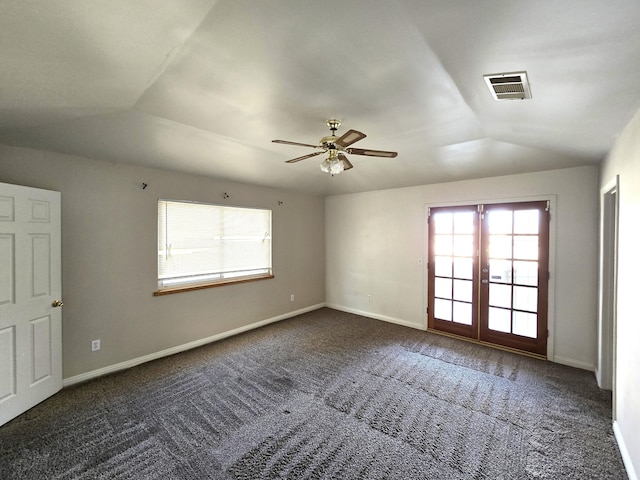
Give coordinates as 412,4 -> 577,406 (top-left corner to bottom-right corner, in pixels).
424,195 -> 556,360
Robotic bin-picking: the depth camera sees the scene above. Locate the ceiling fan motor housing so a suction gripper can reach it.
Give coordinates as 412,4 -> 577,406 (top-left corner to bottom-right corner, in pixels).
321,135 -> 339,150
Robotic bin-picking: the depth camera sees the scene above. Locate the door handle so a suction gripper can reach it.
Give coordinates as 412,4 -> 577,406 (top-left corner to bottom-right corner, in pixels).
52,300 -> 64,308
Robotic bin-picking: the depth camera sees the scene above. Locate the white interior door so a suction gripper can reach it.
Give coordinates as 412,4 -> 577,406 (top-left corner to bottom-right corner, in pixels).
0,182 -> 62,427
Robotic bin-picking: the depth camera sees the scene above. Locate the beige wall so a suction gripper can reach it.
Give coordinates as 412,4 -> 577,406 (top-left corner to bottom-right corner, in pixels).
325,166 -> 600,370
600,108 -> 640,479
3,138 -> 634,475
0,144 -> 325,379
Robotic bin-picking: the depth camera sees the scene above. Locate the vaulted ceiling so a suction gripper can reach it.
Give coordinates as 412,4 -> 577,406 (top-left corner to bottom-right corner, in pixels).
2,1 -> 640,195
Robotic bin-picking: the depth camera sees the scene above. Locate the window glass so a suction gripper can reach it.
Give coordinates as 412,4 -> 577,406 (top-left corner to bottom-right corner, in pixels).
488,210 -> 512,234
453,301 -> 473,325
513,312 -> 537,338
434,212 -> 453,234
435,256 -> 452,277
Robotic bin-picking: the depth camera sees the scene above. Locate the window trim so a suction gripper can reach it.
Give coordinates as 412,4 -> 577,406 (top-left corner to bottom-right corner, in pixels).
153,273 -> 274,296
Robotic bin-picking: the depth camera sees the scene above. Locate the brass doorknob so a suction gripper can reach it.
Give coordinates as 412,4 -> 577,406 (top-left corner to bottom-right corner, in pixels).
52,300 -> 64,308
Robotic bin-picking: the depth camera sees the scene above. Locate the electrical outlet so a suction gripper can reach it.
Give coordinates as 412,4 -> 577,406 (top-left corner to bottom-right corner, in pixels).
91,339 -> 101,351
290,294 -> 295,302
368,294 -> 372,302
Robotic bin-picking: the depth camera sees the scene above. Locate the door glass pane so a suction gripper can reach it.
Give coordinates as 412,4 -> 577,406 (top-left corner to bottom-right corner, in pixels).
435,256 -> 452,277
489,235 -> 512,259
434,298 -> 452,321
434,213 -> 453,234
514,210 -> 539,234
434,235 -> 453,255
453,212 -> 475,234
453,279 -> 473,302
513,311 -> 537,338
453,235 -> 474,256
488,211 -> 512,234
489,259 -> 512,283
435,278 -> 452,299
513,261 -> 537,286
488,307 -> 511,333
453,257 -> 473,279
513,236 -> 538,260
489,283 -> 511,308
453,301 -> 472,325
513,286 -> 537,312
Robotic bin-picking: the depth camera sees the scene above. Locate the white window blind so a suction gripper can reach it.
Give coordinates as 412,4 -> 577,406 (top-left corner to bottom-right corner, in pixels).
158,200 -> 272,288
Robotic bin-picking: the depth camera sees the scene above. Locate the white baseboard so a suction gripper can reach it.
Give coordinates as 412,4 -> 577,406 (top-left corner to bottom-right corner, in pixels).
552,355 -> 595,372
614,420 -> 638,480
325,303 -> 425,331
63,303 -> 326,387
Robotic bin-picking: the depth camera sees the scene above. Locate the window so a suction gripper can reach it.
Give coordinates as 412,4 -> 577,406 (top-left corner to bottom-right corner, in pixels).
156,200 -> 272,294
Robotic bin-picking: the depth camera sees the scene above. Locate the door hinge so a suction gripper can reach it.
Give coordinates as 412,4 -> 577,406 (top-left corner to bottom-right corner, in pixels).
547,329 -> 549,338
547,271 -> 550,280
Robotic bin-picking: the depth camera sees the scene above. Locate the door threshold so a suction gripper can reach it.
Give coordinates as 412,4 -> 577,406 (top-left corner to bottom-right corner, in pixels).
426,328 -> 547,361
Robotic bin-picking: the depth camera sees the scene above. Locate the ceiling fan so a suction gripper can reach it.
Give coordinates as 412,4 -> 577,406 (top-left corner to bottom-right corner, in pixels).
272,119 -> 397,175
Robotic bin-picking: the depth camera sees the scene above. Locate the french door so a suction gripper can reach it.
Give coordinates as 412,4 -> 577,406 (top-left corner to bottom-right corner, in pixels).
427,201 -> 549,356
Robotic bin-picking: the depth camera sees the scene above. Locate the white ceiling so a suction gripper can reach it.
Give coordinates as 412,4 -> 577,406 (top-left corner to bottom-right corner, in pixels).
2,0 -> 640,195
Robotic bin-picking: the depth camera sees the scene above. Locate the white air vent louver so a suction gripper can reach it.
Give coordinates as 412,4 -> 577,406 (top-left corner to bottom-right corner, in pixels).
484,71 -> 531,100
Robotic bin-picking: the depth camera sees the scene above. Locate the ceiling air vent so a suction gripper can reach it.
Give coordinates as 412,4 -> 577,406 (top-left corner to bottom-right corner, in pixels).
484,71 -> 531,100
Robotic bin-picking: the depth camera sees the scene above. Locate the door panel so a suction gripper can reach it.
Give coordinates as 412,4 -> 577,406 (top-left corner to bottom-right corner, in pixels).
479,202 -> 549,355
427,205 -> 479,338
0,326 -> 16,401
31,234 -> 52,297
0,233 -> 15,305
0,182 -> 62,427
31,315 -> 53,383
428,201 -> 549,356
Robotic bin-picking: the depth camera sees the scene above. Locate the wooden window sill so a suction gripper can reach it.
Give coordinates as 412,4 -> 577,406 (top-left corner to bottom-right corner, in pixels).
153,274 -> 274,296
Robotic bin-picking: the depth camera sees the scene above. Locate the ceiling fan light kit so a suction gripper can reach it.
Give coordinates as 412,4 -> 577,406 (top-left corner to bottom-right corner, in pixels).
319,157 -> 344,175
272,119 -> 397,176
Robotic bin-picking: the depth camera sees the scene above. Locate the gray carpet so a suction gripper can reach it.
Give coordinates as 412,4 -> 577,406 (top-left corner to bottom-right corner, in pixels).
0,308 -> 627,479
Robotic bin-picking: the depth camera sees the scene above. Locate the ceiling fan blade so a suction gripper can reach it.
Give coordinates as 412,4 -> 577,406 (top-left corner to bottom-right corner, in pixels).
285,151 -> 324,163
272,139 -> 320,148
335,129 -> 366,148
347,148 -> 397,158
338,153 -> 353,170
